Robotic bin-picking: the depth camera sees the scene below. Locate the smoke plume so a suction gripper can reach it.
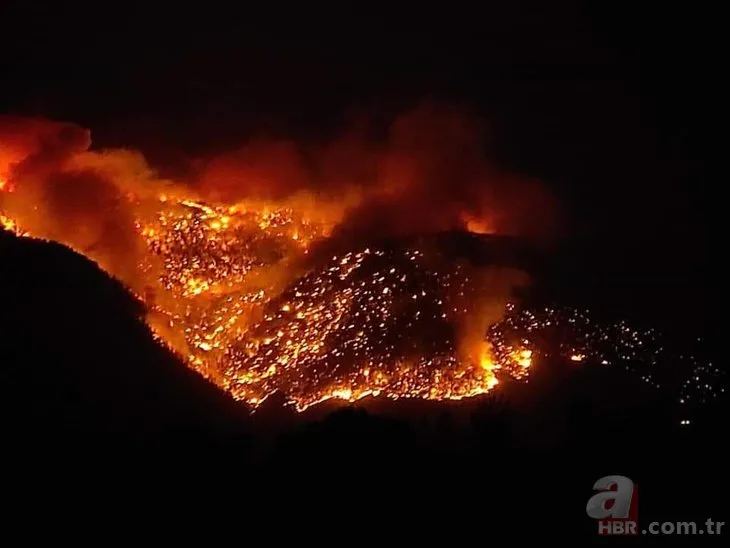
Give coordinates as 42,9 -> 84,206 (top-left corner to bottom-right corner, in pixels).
193,103 -> 556,244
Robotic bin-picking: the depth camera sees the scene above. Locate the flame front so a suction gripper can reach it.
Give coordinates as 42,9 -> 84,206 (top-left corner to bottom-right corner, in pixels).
136,196 -> 533,411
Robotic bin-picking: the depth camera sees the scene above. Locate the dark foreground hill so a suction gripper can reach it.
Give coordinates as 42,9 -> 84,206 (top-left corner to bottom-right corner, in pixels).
1,229 -> 726,539
0,229 -> 251,447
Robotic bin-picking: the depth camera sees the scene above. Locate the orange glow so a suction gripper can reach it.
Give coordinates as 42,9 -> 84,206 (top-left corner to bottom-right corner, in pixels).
0,175 -> 14,193
478,347 -> 500,390
461,212 -> 496,235
514,349 -> 533,368
570,354 -> 584,362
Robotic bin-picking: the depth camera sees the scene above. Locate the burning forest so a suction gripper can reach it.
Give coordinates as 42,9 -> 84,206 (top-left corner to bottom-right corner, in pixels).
0,108 -> 722,412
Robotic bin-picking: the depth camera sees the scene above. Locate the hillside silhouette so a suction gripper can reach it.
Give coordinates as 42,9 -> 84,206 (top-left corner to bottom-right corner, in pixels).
1,228 -> 725,537
1,229 -> 251,448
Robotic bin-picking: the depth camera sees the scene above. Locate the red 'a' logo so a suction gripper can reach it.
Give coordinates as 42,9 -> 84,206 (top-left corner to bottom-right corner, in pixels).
586,475 -> 639,535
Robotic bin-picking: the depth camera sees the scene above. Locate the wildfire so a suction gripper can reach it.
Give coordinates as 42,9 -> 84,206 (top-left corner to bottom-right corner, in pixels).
1,213 -> 16,232
1,188 -> 536,410
514,349 -> 533,369
134,196 -> 533,410
4,116 -> 718,413
1,212 -> 26,235
3,189 -> 724,410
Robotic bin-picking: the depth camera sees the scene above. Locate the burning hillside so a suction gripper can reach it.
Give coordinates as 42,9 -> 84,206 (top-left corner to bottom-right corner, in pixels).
2,110 -> 721,412
2,188 -> 534,411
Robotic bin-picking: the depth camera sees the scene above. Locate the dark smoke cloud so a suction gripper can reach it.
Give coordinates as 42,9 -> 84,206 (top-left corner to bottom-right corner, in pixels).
43,169 -> 143,283
0,117 -> 144,289
194,102 -> 557,244
0,116 -> 90,177
198,139 -> 310,202
312,103 -> 556,246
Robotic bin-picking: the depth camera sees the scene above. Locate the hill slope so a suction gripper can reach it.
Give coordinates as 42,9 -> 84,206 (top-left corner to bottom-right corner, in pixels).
1,229 -> 249,445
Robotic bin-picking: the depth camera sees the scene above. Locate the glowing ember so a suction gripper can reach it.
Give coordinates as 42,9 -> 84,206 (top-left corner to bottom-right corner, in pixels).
1,213 -> 17,232
514,349 -> 533,368
490,304 -> 724,405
